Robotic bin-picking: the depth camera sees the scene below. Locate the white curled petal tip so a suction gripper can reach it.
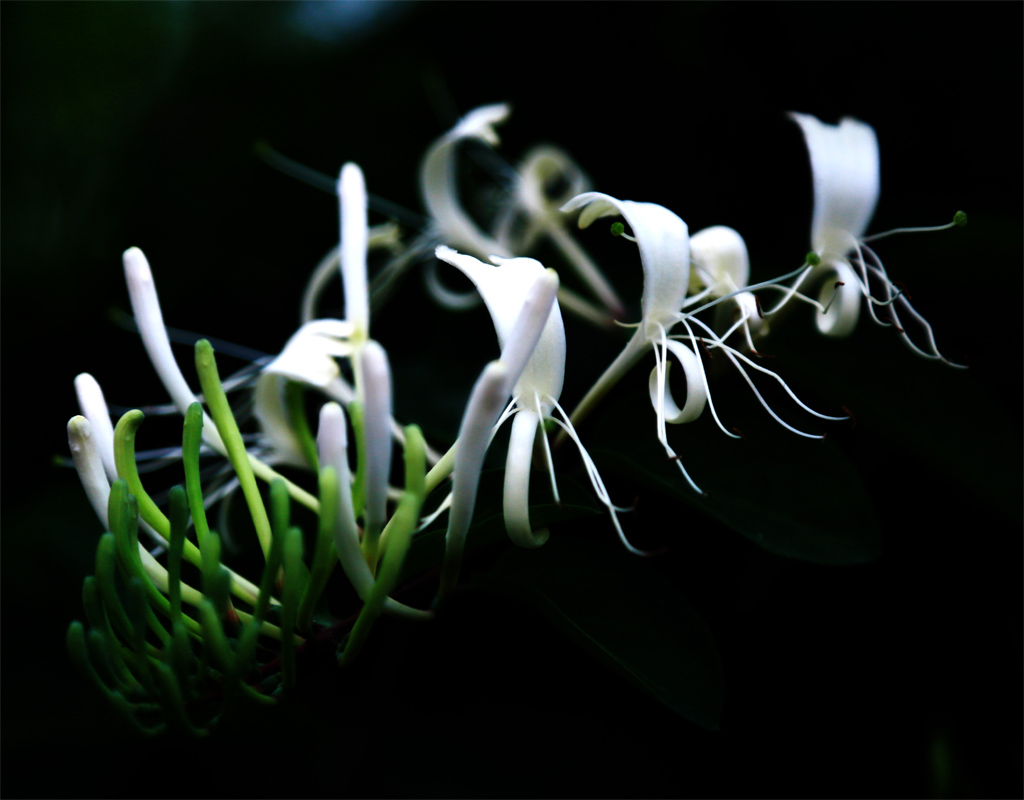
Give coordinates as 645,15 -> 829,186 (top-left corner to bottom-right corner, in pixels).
814,259 -> 862,338
338,162 -> 370,336
789,112 -> 880,259
358,340 -> 393,532
562,192 -> 690,328
73,373 -> 117,481
648,339 -> 708,424
689,225 -> 750,294
451,103 -> 512,145
516,144 -> 590,218
421,106 -> 511,259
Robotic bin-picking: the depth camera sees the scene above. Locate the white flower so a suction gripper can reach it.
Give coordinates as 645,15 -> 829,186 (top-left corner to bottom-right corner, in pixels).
786,113 -> 963,365
561,192 -> 846,494
435,245 -> 641,597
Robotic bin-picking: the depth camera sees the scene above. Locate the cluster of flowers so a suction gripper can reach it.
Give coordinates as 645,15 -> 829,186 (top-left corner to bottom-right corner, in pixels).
65,105 -> 963,734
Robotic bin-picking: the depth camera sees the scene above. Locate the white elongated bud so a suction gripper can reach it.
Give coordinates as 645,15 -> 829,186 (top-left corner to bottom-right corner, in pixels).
73,373 -> 117,482
358,340 -> 393,534
317,402 -> 373,599
122,246 -> 225,454
338,163 -> 370,338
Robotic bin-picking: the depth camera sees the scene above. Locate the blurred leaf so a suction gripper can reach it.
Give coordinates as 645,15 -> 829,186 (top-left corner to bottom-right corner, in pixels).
400,469 -> 601,583
588,386 -> 883,565
768,321 -> 1022,524
476,535 -> 724,731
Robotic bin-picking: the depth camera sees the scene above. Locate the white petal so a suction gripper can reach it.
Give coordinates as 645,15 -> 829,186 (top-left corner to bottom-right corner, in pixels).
689,225 -> 750,294
789,113 -> 880,259
250,374 -> 310,468
420,104 -> 512,259
562,193 -> 690,331
260,319 -> 355,388
73,373 -> 118,481
435,246 -> 565,405
338,163 -> 370,337
503,408 -> 548,548
813,259 -> 862,338
647,339 -> 707,424
122,247 -> 226,454
358,340 -> 393,532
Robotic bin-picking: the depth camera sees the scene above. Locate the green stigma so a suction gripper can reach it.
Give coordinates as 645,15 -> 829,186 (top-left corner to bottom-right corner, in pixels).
805,251 -> 821,267
610,222 -> 625,237
953,210 -> 967,227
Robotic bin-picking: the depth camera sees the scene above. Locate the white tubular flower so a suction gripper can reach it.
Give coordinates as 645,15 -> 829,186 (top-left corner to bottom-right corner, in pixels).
787,113 -> 963,365
317,402 -> 372,599
421,103 -> 512,261
123,246 -> 226,456
687,225 -> 767,350
358,339 -> 393,555
436,245 -> 642,567
562,193 -> 846,495
74,373 -> 118,481
339,162 -> 370,342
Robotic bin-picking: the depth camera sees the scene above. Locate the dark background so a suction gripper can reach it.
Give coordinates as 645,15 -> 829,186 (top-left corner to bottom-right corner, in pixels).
3,3 -> 1021,798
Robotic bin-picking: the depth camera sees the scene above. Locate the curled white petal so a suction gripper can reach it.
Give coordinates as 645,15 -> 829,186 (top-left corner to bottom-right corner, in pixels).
358,340 -> 393,533
812,259 -> 862,337
689,225 -> 750,295
790,113 -> 880,260
648,339 -> 707,424
122,247 -> 225,454
503,408 -> 548,548
435,247 -> 565,407
562,193 -> 690,331
420,103 -> 512,259
259,319 -> 355,388
317,402 -> 374,600
338,163 -> 370,337
73,373 -> 118,481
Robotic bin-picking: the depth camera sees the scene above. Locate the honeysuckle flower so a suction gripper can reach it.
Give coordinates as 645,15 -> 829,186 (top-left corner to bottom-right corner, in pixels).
254,162 -> 440,470
562,192 -> 846,494
782,112 -> 963,365
435,245 -> 641,594
419,105 -> 621,326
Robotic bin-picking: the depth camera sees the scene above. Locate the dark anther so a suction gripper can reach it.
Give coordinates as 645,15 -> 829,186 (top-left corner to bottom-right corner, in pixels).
697,337 -> 713,360
842,405 -> 857,430
732,427 -> 746,441
749,348 -> 775,359
834,281 -> 845,288
893,280 -> 912,301
754,294 -> 765,319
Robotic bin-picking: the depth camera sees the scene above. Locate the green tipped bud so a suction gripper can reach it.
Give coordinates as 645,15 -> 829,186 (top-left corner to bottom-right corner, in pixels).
805,251 -> 821,267
953,210 -> 967,227
610,222 -> 625,237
